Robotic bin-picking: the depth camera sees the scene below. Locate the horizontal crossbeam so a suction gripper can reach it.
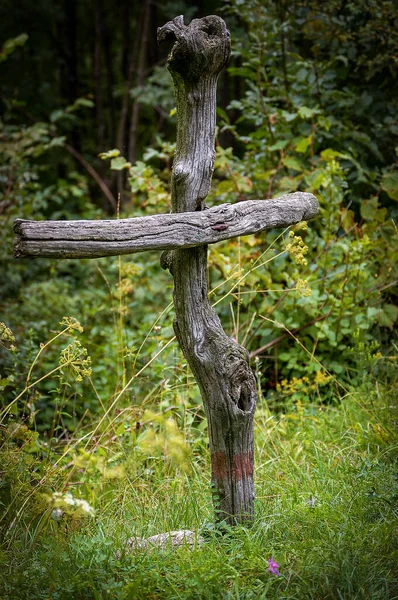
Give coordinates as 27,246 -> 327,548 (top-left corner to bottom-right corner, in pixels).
14,192 -> 319,259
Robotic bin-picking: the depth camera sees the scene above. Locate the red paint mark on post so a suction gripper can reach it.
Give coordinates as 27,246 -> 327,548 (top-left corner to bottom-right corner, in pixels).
211,451 -> 228,480
233,451 -> 254,480
211,451 -> 253,481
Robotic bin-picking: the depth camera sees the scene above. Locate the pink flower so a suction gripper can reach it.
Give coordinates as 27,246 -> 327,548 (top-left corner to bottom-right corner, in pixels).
268,557 -> 280,576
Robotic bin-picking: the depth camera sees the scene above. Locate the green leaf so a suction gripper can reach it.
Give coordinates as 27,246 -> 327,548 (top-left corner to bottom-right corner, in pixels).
66,97 -> 95,112
367,307 -> 380,320
305,169 -> 329,190
50,109 -> 65,123
361,198 -> 379,221
378,304 -> 398,329
217,107 -> 230,123
318,115 -> 332,131
75,98 -> 95,108
278,175 -> 302,192
298,106 -> 320,119
296,68 -> 308,82
0,33 -> 29,63
143,147 -> 160,161
268,140 -> 289,152
282,156 -> 302,171
281,110 -> 297,122
254,169 -> 275,181
47,136 -> 66,148
110,156 -> 131,170
320,148 -> 349,161
98,149 -> 120,160
295,135 -> 312,153
381,171 -> 398,201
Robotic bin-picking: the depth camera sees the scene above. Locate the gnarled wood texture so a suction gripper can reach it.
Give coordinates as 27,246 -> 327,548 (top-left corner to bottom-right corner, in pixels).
14,192 -> 318,258
12,14 -> 320,526
158,15 -> 256,524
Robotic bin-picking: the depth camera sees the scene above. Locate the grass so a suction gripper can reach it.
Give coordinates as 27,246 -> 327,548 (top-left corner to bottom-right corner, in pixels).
1,383 -> 397,600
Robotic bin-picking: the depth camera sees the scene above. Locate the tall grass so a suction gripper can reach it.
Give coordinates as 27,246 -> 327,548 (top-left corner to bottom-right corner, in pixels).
1,381 -> 397,599
1,227 -> 397,599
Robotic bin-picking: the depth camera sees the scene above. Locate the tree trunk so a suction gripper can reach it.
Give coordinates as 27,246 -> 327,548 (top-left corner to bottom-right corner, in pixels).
114,3 -> 144,197
94,0 -> 105,155
158,16 -> 257,525
61,0 -> 79,151
128,0 -> 151,164
101,4 -> 116,149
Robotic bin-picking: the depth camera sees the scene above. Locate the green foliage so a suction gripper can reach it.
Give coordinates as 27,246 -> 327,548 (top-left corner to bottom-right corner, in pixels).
200,0 -> 398,399
99,139 -> 173,211
2,0 -> 396,414
0,33 -> 28,63
381,170 -> 398,202
1,379 -> 397,599
1,2 -> 398,596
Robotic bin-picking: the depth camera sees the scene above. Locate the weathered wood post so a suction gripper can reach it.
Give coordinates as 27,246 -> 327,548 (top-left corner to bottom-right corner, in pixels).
14,15 -> 319,525
158,15 -> 256,524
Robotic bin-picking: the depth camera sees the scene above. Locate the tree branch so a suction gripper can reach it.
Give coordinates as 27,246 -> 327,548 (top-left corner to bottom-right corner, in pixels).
249,312 -> 331,359
64,143 -> 117,211
14,192 -> 318,258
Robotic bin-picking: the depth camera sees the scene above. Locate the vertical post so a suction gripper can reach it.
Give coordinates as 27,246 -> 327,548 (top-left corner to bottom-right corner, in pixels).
158,16 -> 257,524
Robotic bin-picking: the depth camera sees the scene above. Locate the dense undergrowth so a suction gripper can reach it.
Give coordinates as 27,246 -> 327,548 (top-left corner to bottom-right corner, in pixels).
1,370 -> 397,599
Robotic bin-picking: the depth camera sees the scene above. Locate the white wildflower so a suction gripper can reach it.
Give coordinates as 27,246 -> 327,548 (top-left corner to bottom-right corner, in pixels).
51,508 -> 63,521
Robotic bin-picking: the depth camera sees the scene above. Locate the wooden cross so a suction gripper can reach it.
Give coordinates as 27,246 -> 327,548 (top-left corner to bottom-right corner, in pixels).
14,15 -> 319,525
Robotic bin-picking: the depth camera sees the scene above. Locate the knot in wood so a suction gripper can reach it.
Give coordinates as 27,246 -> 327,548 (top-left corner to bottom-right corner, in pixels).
206,203 -> 235,230
157,15 -> 231,82
223,346 -> 250,380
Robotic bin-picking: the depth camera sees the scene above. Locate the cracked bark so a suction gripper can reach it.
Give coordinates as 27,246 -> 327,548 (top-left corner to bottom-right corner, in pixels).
12,13 -> 320,525
158,15 -> 256,524
14,192 -> 319,258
